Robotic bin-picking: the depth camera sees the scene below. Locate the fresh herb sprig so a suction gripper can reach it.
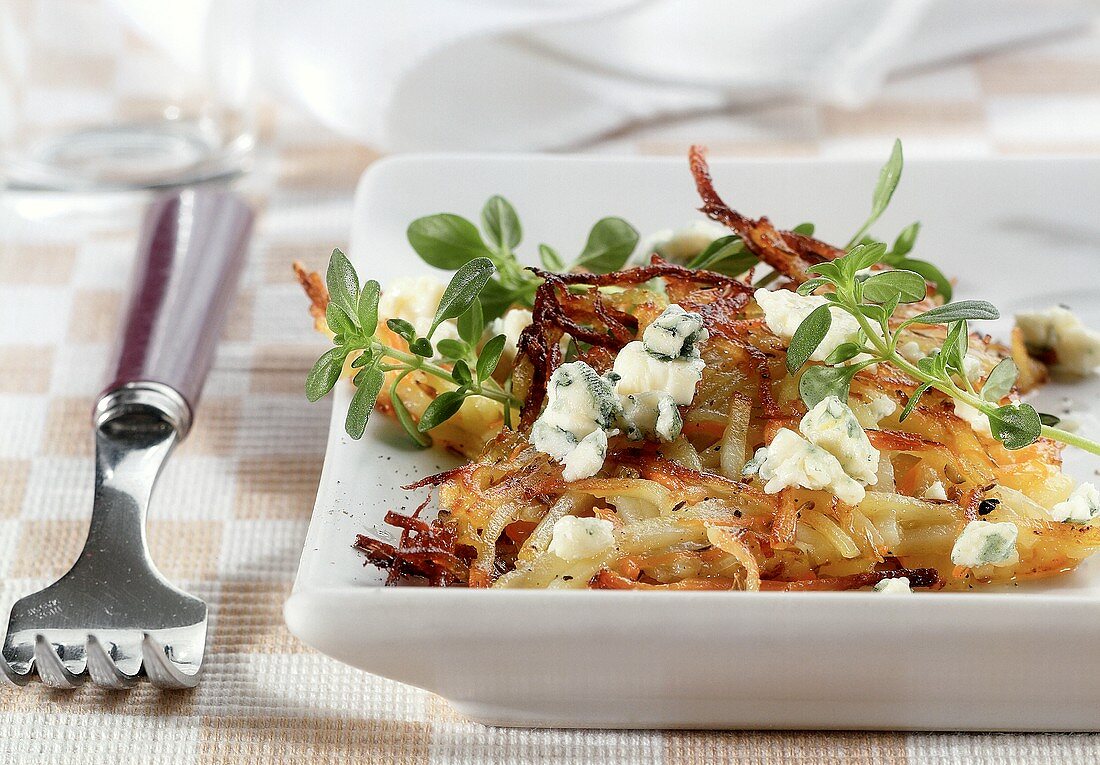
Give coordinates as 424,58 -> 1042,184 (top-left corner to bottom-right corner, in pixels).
787,242 -> 1100,456
306,249 -> 519,443
407,196 -> 639,320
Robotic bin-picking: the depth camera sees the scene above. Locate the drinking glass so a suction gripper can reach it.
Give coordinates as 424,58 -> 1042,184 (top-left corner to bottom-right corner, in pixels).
0,0 -> 256,190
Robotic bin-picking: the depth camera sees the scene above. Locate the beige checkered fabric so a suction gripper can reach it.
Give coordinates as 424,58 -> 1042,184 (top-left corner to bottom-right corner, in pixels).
4,16 -> 1100,765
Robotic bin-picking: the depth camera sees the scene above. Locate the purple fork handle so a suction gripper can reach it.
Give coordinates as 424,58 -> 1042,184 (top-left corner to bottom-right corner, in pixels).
102,189 -> 254,428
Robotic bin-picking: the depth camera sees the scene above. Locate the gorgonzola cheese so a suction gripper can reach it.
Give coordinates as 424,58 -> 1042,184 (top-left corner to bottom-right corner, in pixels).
530,361 -> 621,477
612,341 -> 705,405
873,576 -> 912,594
898,340 -> 923,363
642,305 -> 709,359
851,393 -> 896,428
950,520 -> 1019,568
1050,482 -> 1100,523
922,481 -> 948,501
799,396 -> 880,486
741,446 -> 768,477
953,400 -> 992,437
753,288 -> 870,363
619,391 -> 682,442
1016,306 -> 1100,376
756,428 -> 866,505
562,429 -> 608,482
489,307 -> 532,360
548,515 -> 616,561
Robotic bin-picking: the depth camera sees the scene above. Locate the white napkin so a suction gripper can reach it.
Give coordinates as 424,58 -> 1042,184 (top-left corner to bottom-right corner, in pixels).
114,0 -> 1092,152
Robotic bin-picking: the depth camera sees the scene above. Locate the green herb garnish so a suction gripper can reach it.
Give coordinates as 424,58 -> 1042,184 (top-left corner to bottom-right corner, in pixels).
789,243 -> 1099,456
306,249 -> 520,444
407,196 -> 638,320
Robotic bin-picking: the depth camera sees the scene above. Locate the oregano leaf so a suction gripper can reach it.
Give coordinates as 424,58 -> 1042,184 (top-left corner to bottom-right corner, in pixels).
786,304 -> 833,373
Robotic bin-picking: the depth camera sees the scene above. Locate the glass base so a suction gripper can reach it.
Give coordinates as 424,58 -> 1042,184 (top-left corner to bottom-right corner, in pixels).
2,122 -> 252,191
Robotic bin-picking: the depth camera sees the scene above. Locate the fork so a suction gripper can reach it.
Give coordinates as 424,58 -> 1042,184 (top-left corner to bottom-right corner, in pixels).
1,189 -> 253,689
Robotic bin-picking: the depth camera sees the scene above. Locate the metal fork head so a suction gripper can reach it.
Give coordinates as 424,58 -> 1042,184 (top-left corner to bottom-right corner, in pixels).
2,384 -> 207,689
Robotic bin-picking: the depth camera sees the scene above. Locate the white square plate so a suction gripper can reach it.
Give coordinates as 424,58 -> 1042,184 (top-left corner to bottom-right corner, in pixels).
286,154 -> 1100,730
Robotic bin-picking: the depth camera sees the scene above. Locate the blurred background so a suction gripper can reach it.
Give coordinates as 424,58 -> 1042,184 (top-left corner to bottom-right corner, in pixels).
3,0 -> 1100,761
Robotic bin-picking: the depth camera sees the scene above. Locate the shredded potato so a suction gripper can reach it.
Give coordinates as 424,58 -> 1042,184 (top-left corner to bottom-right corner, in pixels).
298,150 -> 1100,593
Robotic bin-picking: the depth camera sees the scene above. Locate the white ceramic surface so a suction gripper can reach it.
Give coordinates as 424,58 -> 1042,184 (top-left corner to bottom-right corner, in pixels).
285,154 -> 1100,730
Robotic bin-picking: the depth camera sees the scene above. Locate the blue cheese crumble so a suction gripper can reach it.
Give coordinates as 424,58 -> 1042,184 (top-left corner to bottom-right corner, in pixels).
874,576 -> 912,594
752,396 -> 880,505
756,428 -> 866,505
550,515 -> 620,563
531,304 -> 708,481
530,361 -> 622,481
1050,482 -> 1100,523
799,396 -> 880,485
612,342 -> 705,404
950,520 -> 1019,568
754,288 -> 870,363
641,304 -> 709,359
548,515 -> 616,561
1016,306 -> 1100,376
620,391 -> 682,442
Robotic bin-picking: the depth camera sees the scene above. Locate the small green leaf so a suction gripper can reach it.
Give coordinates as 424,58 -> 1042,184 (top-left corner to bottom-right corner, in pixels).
916,353 -> 939,376
797,277 -> 831,296
846,139 -> 903,248
409,337 -> 434,358
407,214 -> 495,269
988,402 -> 1042,450
418,390 -> 467,432
326,249 -> 360,321
451,359 -> 473,386
908,300 -> 999,325
386,318 -> 416,344
842,241 -> 888,276
798,364 -> 858,409
942,320 -> 968,374
871,139 -> 903,218
350,350 -> 373,368
689,235 -> 757,277
432,257 -> 496,331
982,358 -> 1018,402
862,269 -> 927,304
436,338 -> 468,361
791,222 -> 815,236
390,374 -> 431,447
1039,412 -> 1061,427
688,235 -> 738,268
890,221 -> 920,259
358,279 -> 380,336
787,304 -> 833,373
345,366 -> 385,439
806,261 -> 843,282
856,303 -> 887,324
898,382 -> 933,422
306,347 -> 346,402
325,302 -> 354,337
824,342 -> 863,365
895,257 -> 952,302
539,244 -> 566,272
574,217 -> 639,274
457,298 -> 485,344
477,333 -> 507,382
481,195 -> 522,252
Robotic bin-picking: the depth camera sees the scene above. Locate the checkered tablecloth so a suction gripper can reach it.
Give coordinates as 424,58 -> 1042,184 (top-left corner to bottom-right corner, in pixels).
4,19 -> 1100,765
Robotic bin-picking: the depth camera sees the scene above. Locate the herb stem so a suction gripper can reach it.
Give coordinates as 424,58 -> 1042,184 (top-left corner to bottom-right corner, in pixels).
372,342 -> 522,408
1041,425 -> 1100,457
